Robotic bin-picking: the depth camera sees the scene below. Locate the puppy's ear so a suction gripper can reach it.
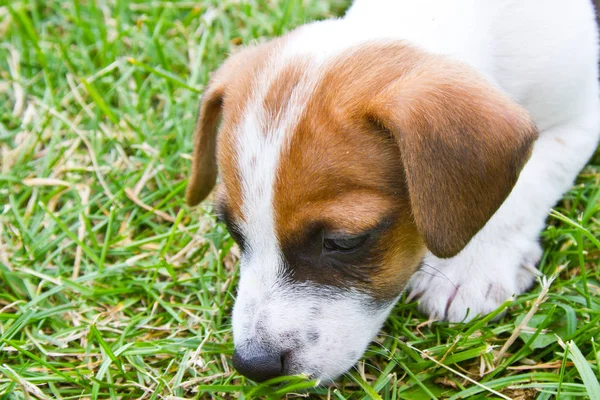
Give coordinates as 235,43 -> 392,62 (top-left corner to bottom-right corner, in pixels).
185,78 -> 224,206
371,57 -> 538,258
186,47 -> 261,206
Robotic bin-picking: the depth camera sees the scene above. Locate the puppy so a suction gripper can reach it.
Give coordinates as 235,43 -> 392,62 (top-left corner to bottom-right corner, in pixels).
186,0 -> 600,382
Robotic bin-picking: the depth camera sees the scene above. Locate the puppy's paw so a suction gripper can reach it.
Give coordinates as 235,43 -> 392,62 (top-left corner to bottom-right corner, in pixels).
407,268 -> 516,322
516,240 -> 543,292
406,242 -> 542,322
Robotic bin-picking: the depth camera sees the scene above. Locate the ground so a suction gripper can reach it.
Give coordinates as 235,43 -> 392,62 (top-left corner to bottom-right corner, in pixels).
0,1 -> 599,399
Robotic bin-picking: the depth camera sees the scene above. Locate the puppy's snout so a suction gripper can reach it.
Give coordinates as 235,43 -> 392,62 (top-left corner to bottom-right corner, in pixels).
232,345 -> 287,382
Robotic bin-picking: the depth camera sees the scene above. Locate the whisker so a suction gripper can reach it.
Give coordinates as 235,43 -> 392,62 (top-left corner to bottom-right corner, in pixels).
418,262 -> 463,303
419,262 -> 453,284
412,269 -> 440,279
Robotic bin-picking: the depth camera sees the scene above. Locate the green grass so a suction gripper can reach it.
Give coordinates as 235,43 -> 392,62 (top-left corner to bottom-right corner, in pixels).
0,0 -> 599,398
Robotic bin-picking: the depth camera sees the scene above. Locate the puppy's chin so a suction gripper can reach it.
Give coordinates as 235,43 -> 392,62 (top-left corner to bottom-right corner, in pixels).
231,276 -> 399,382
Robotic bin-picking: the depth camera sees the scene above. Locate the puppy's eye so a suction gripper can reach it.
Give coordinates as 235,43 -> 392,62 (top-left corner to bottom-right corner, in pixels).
215,211 -> 245,250
323,235 -> 369,253
227,226 -> 244,246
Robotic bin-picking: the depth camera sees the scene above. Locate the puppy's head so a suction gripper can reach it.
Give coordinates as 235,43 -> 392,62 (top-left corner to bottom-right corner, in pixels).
187,36 -> 537,382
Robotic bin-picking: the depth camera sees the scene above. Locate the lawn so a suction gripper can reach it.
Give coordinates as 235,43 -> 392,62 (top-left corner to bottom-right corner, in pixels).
0,0 -> 599,399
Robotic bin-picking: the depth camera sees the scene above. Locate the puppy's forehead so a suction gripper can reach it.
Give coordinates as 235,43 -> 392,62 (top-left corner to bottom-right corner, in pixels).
217,24 -> 376,217
219,44 -> 328,220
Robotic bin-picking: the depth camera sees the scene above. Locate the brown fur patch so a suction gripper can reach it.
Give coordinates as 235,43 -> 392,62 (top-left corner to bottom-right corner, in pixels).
274,42 -> 537,300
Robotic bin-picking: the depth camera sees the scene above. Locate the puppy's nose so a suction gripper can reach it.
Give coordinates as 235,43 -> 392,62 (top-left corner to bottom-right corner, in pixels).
232,347 -> 285,382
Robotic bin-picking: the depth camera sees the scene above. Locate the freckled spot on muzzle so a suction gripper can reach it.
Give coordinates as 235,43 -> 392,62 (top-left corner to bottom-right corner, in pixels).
280,331 -> 303,348
307,327 -> 320,343
309,305 -> 322,316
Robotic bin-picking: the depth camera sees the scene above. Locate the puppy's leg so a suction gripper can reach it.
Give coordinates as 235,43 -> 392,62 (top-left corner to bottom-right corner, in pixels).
407,110 -> 600,322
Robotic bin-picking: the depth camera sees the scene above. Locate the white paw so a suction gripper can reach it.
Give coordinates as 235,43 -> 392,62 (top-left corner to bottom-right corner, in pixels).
406,241 -> 542,322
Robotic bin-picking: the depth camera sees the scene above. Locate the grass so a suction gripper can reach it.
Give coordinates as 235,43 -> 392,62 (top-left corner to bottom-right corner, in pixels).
0,0 -> 599,398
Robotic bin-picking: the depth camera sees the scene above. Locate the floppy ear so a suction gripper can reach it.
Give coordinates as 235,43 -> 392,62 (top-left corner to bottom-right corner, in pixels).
371,58 -> 538,258
186,46 -> 261,206
185,78 -> 225,206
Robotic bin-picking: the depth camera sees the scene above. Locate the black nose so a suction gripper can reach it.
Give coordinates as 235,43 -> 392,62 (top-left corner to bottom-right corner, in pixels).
232,347 -> 285,382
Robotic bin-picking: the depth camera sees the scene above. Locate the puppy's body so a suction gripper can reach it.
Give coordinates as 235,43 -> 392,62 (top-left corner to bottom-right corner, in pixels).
187,0 -> 600,381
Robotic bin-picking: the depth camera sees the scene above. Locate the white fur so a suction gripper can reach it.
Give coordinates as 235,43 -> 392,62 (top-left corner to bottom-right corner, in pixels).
229,0 -> 600,380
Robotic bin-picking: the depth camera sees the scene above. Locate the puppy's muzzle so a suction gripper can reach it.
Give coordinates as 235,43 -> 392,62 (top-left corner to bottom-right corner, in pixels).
232,343 -> 289,382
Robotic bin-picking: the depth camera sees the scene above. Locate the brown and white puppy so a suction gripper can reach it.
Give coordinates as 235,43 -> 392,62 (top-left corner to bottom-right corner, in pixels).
186,0 -> 600,383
